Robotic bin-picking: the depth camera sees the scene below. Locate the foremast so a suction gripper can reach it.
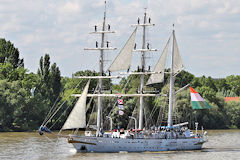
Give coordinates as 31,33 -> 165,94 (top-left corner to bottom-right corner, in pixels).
139,11 -> 146,130
84,1 -> 116,136
97,2 -> 106,137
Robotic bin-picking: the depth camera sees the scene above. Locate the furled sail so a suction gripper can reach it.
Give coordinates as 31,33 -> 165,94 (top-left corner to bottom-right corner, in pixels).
62,80 -> 90,129
172,32 -> 183,74
108,27 -> 137,72
146,37 -> 170,85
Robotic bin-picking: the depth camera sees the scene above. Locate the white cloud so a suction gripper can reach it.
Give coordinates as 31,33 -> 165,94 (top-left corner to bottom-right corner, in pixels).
0,0 -> 239,78
58,1 -> 81,14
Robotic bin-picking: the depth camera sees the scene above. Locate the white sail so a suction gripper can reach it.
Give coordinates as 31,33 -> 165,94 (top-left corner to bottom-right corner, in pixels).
62,80 -> 90,129
108,27 -> 137,72
146,37 -> 170,85
172,33 -> 183,74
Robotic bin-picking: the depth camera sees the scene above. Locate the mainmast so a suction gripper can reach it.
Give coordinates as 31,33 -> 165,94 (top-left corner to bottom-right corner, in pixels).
133,9 -> 156,130
84,1 -> 116,136
167,26 -> 175,127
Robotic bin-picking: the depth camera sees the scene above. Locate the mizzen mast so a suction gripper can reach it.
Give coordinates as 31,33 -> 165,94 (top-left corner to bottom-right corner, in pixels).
167,25 -> 175,127
167,24 -> 184,127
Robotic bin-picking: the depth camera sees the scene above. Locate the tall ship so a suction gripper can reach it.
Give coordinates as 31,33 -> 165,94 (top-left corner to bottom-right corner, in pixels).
39,1 -> 208,152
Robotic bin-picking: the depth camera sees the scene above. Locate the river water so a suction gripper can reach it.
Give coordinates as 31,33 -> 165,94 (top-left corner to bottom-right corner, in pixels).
0,130 -> 239,160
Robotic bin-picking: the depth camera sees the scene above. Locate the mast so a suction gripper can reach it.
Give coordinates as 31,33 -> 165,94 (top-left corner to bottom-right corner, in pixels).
167,26 -> 175,127
84,1 -> 116,136
96,1 -> 106,137
139,10 -> 147,130
131,9 -> 156,130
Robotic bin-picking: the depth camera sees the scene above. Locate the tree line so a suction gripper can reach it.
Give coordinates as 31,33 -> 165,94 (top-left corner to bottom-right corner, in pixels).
0,38 -> 239,131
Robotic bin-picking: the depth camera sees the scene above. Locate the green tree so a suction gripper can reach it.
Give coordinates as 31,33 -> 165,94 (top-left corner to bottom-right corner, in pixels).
0,38 -> 24,68
37,54 -> 61,105
226,75 -> 240,96
225,101 -> 240,128
50,63 -> 61,102
175,70 -> 194,88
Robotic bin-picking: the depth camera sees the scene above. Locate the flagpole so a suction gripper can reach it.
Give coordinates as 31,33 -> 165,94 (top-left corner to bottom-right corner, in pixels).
194,110 -> 197,129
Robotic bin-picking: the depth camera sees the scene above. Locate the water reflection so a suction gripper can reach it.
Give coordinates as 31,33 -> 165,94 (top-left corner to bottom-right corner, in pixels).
202,147 -> 240,152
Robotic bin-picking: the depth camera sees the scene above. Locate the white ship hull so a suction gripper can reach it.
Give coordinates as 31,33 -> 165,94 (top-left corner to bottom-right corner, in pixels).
68,136 -> 205,152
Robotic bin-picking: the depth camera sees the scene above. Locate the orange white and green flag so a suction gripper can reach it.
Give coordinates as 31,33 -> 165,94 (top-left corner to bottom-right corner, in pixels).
190,87 -> 212,109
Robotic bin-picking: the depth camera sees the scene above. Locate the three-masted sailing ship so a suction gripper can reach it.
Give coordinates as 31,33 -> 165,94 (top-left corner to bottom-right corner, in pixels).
39,1 -> 208,152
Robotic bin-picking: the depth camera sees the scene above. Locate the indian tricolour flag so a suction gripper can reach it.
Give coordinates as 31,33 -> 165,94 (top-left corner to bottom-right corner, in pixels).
190,87 -> 212,109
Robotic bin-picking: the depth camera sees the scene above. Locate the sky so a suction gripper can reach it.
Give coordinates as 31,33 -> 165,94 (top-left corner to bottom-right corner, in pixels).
0,0 -> 239,78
